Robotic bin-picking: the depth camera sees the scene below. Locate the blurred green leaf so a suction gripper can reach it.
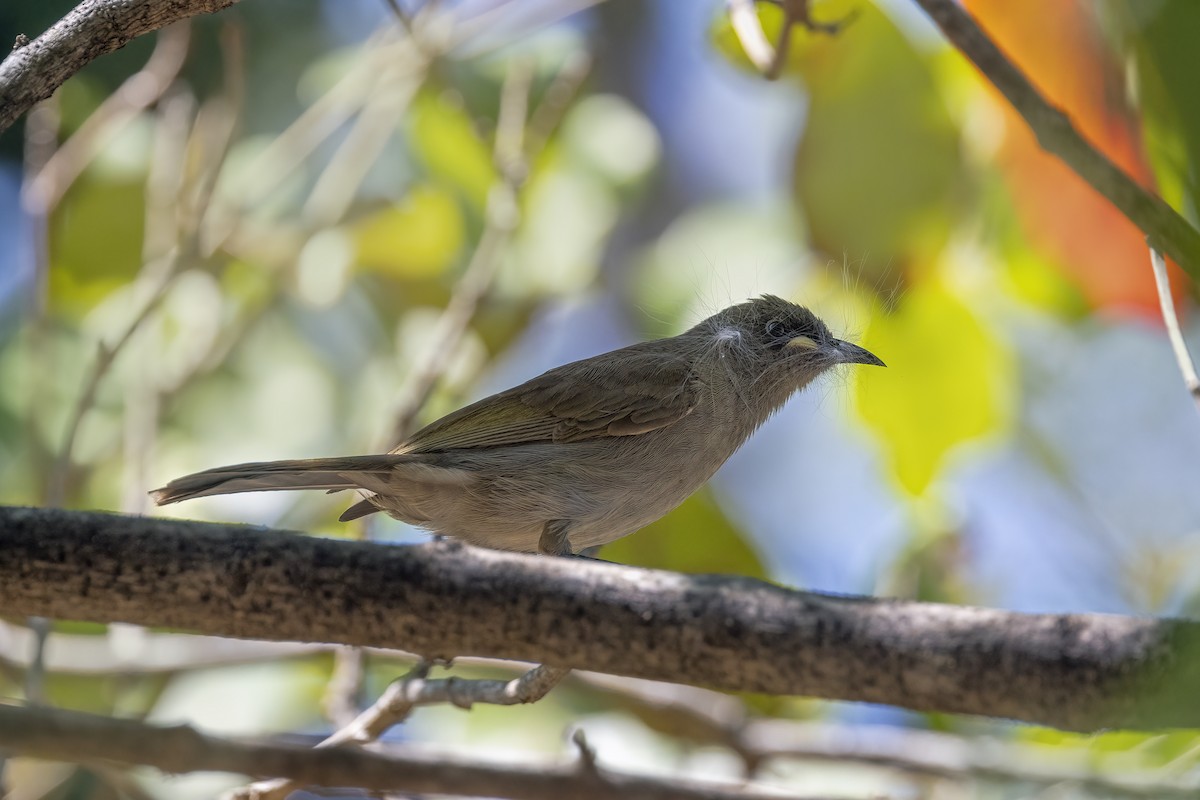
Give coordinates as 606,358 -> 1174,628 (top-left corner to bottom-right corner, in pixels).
55,75 -> 107,135
561,94 -> 662,188
410,90 -> 497,212
1018,726 -> 1200,766
788,1 -> 962,282
1109,0 -> 1200,218
43,672 -> 120,714
145,659 -> 329,739
601,489 -> 766,579
220,258 -> 278,309
49,177 -> 146,316
854,279 -> 1012,495
500,158 -> 617,298
353,183 -> 465,278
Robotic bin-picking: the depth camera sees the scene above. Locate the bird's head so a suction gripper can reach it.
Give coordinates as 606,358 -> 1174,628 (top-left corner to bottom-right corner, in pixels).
694,295 -> 884,408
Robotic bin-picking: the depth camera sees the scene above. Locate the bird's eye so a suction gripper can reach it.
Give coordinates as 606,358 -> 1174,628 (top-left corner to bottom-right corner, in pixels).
765,319 -> 787,340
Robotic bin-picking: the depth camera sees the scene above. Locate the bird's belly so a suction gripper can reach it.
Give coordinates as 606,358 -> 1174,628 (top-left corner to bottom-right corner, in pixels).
388,423 -> 743,552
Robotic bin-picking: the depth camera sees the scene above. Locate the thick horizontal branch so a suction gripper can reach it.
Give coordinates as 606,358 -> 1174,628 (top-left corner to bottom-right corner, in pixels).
3,505 -> 1199,731
0,0 -> 240,135
909,0 -> 1200,280
0,702 -> 800,800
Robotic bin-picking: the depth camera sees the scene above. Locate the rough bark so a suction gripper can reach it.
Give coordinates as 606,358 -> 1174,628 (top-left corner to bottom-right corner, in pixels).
0,0 -> 240,134
2,505 -> 1198,731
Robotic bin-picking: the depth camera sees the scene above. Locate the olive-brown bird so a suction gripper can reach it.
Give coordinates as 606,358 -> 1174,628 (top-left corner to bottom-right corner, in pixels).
153,296 -> 883,555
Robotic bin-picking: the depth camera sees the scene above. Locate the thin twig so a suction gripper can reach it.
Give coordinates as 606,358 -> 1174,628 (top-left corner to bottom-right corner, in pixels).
523,51 -> 592,158
230,661 -> 572,800
727,0 -> 849,81
765,11 -> 794,81
384,0 -> 432,45
380,0 -> 417,39
571,728 -> 601,778
46,258 -> 181,508
1149,246 -> 1200,412
44,67 -> 196,508
320,646 -> 366,729
213,28 -> 403,216
448,0 -> 612,57
386,52 -> 588,444
909,0 -> 1200,279
300,59 -> 424,228
385,59 -> 534,443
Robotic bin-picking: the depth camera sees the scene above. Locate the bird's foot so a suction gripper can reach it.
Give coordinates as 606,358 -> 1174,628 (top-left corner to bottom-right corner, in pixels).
538,520 -> 574,557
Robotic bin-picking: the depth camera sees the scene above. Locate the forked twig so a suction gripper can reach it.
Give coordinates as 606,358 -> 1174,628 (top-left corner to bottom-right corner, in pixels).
228,661 -> 571,800
726,0 -> 851,80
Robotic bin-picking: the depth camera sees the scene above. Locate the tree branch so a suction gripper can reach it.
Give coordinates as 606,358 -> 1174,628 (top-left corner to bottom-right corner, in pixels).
233,660 -> 571,800
2,505 -> 1199,731
0,0 -> 240,136
0,702 -> 812,800
908,0 -> 1200,281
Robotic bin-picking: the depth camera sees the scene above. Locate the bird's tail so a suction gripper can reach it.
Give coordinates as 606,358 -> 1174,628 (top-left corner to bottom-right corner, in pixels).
151,455 -> 410,507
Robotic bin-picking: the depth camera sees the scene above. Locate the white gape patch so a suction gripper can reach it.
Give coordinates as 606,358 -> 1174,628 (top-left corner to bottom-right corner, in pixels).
714,327 -> 743,345
713,326 -> 744,359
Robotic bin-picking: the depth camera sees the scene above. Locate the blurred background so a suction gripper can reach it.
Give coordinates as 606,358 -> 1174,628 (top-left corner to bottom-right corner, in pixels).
2,0 -> 1200,797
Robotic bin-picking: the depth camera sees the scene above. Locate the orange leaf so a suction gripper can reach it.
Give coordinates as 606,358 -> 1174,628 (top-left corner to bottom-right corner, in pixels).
964,0 -> 1183,318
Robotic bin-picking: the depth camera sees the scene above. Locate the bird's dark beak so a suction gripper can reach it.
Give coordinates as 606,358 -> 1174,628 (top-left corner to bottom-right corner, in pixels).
833,340 -> 885,367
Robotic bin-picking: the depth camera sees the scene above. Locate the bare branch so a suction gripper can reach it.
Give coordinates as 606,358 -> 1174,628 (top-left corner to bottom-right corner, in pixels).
0,0 -> 240,135
909,0 -> 1200,280
235,661 -> 570,800
3,505 -> 1199,731
0,703 -> 820,800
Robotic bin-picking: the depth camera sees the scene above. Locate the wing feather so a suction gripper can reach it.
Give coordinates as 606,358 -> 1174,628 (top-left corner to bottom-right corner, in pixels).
395,339 -> 701,454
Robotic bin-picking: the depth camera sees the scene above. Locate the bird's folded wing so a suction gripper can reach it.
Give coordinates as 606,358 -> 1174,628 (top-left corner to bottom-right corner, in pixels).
395,342 -> 701,453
